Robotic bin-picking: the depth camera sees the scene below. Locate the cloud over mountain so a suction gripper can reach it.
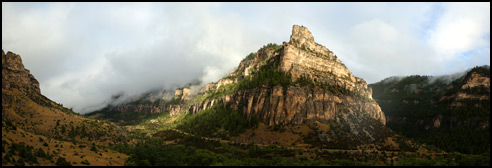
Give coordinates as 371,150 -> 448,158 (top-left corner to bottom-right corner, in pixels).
2,2 -> 489,113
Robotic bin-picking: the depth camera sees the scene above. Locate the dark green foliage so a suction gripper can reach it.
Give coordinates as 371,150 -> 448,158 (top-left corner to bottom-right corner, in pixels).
80,124 -> 87,137
178,103 -> 258,138
27,92 -> 54,109
238,58 -> 292,90
86,107 -> 166,126
290,38 -> 298,45
262,43 -> 283,51
234,43 -> 292,92
3,155 -> 11,164
68,125 -> 76,139
50,101 -> 80,116
370,65 -> 490,154
293,73 -> 357,96
2,140 -> 6,153
206,83 -> 239,100
4,118 -> 17,131
166,97 -> 184,105
8,142 -> 38,164
242,52 -> 257,62
34,148 -> 46,158
122,136 -> 328,166
109,143 -> 134,155
125,139 -> 199,166
465,65 -> 490,79
332,159 -> 353,166
295,74 -> 312,87
61,124 -> 66,134
301,43 -> 307,50
396,152 -> 489,166
80,160 -> 90,165
15,157 -> 25,166
126,142 -> 222,166
90,145 -> 98,153
55,157 -> 71,166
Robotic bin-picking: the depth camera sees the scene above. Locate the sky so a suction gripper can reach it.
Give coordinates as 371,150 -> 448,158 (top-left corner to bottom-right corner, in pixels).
2,2 -> 490,114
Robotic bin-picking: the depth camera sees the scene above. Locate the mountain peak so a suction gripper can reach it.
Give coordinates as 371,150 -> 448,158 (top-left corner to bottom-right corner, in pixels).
290,25 -> 315,47
2,50 -> 26,72
2,49 -> 41,94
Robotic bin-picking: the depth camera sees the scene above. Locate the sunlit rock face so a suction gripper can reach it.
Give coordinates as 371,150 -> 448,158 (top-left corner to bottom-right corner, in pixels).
98,25 -> 388,143
188,25 -> 386,129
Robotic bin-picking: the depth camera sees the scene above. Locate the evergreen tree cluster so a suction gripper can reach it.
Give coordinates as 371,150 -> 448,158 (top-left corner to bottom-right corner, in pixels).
177,103 -> 259,139
370,66 -> 490,154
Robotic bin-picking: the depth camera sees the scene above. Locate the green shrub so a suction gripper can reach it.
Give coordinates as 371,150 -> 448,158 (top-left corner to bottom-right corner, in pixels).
55,157 -> 71,166
80,160 -> 90,165
242,52 -> 257,62
90,145 -> 98,153
178,103 -> 257,138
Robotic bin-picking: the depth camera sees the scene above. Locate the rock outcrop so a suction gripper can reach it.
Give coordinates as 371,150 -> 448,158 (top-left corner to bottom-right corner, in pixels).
173,87 -> 193,101
461,71 -> 490,89
91,25 -> 388,144
2,50 -> 40,94
106,25 -> 386,129
174,89 -> 183,100
88,25 -> 390,146
281,26 -> 372,97
187,25 -> 385,127
182,88 -> 192,101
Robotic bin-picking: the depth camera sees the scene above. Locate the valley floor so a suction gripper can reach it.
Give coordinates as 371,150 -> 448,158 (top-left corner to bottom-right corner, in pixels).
104,111 -> 489,166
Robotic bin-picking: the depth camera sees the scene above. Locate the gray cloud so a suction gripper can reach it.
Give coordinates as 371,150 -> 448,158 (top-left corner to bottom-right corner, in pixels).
2,2 -> 490,114
2,2 -> 260,113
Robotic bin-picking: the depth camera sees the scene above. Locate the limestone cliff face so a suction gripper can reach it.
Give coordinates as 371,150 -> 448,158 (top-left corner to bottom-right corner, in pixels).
174,89 -> 183,100
94,25 -> 386,142
188,84 -> 384,127
187,25 -> 385,128
281,25 -> 373,99
205,83 -> 217,92
182,88 -> 192,101
2,50 -> 40,94
173,87 -> 193,101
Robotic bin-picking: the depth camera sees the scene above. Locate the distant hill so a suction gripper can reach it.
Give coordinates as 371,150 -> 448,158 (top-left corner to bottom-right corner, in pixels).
369,65 -> 490,154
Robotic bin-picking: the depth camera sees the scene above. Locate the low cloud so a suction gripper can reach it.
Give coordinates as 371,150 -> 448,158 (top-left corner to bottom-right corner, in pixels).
426,70 -> 469,85
2,3 -> 259,113
2,2 -> 489,114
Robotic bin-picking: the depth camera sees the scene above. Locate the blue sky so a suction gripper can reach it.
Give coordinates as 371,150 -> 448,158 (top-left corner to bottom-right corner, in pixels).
2,2 -> 490,113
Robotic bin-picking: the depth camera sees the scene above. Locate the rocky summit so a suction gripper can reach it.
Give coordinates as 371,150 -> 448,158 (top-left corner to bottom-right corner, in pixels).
2,50 -> 40,95
91,25 -> 392,148
189,25 -> 385,127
